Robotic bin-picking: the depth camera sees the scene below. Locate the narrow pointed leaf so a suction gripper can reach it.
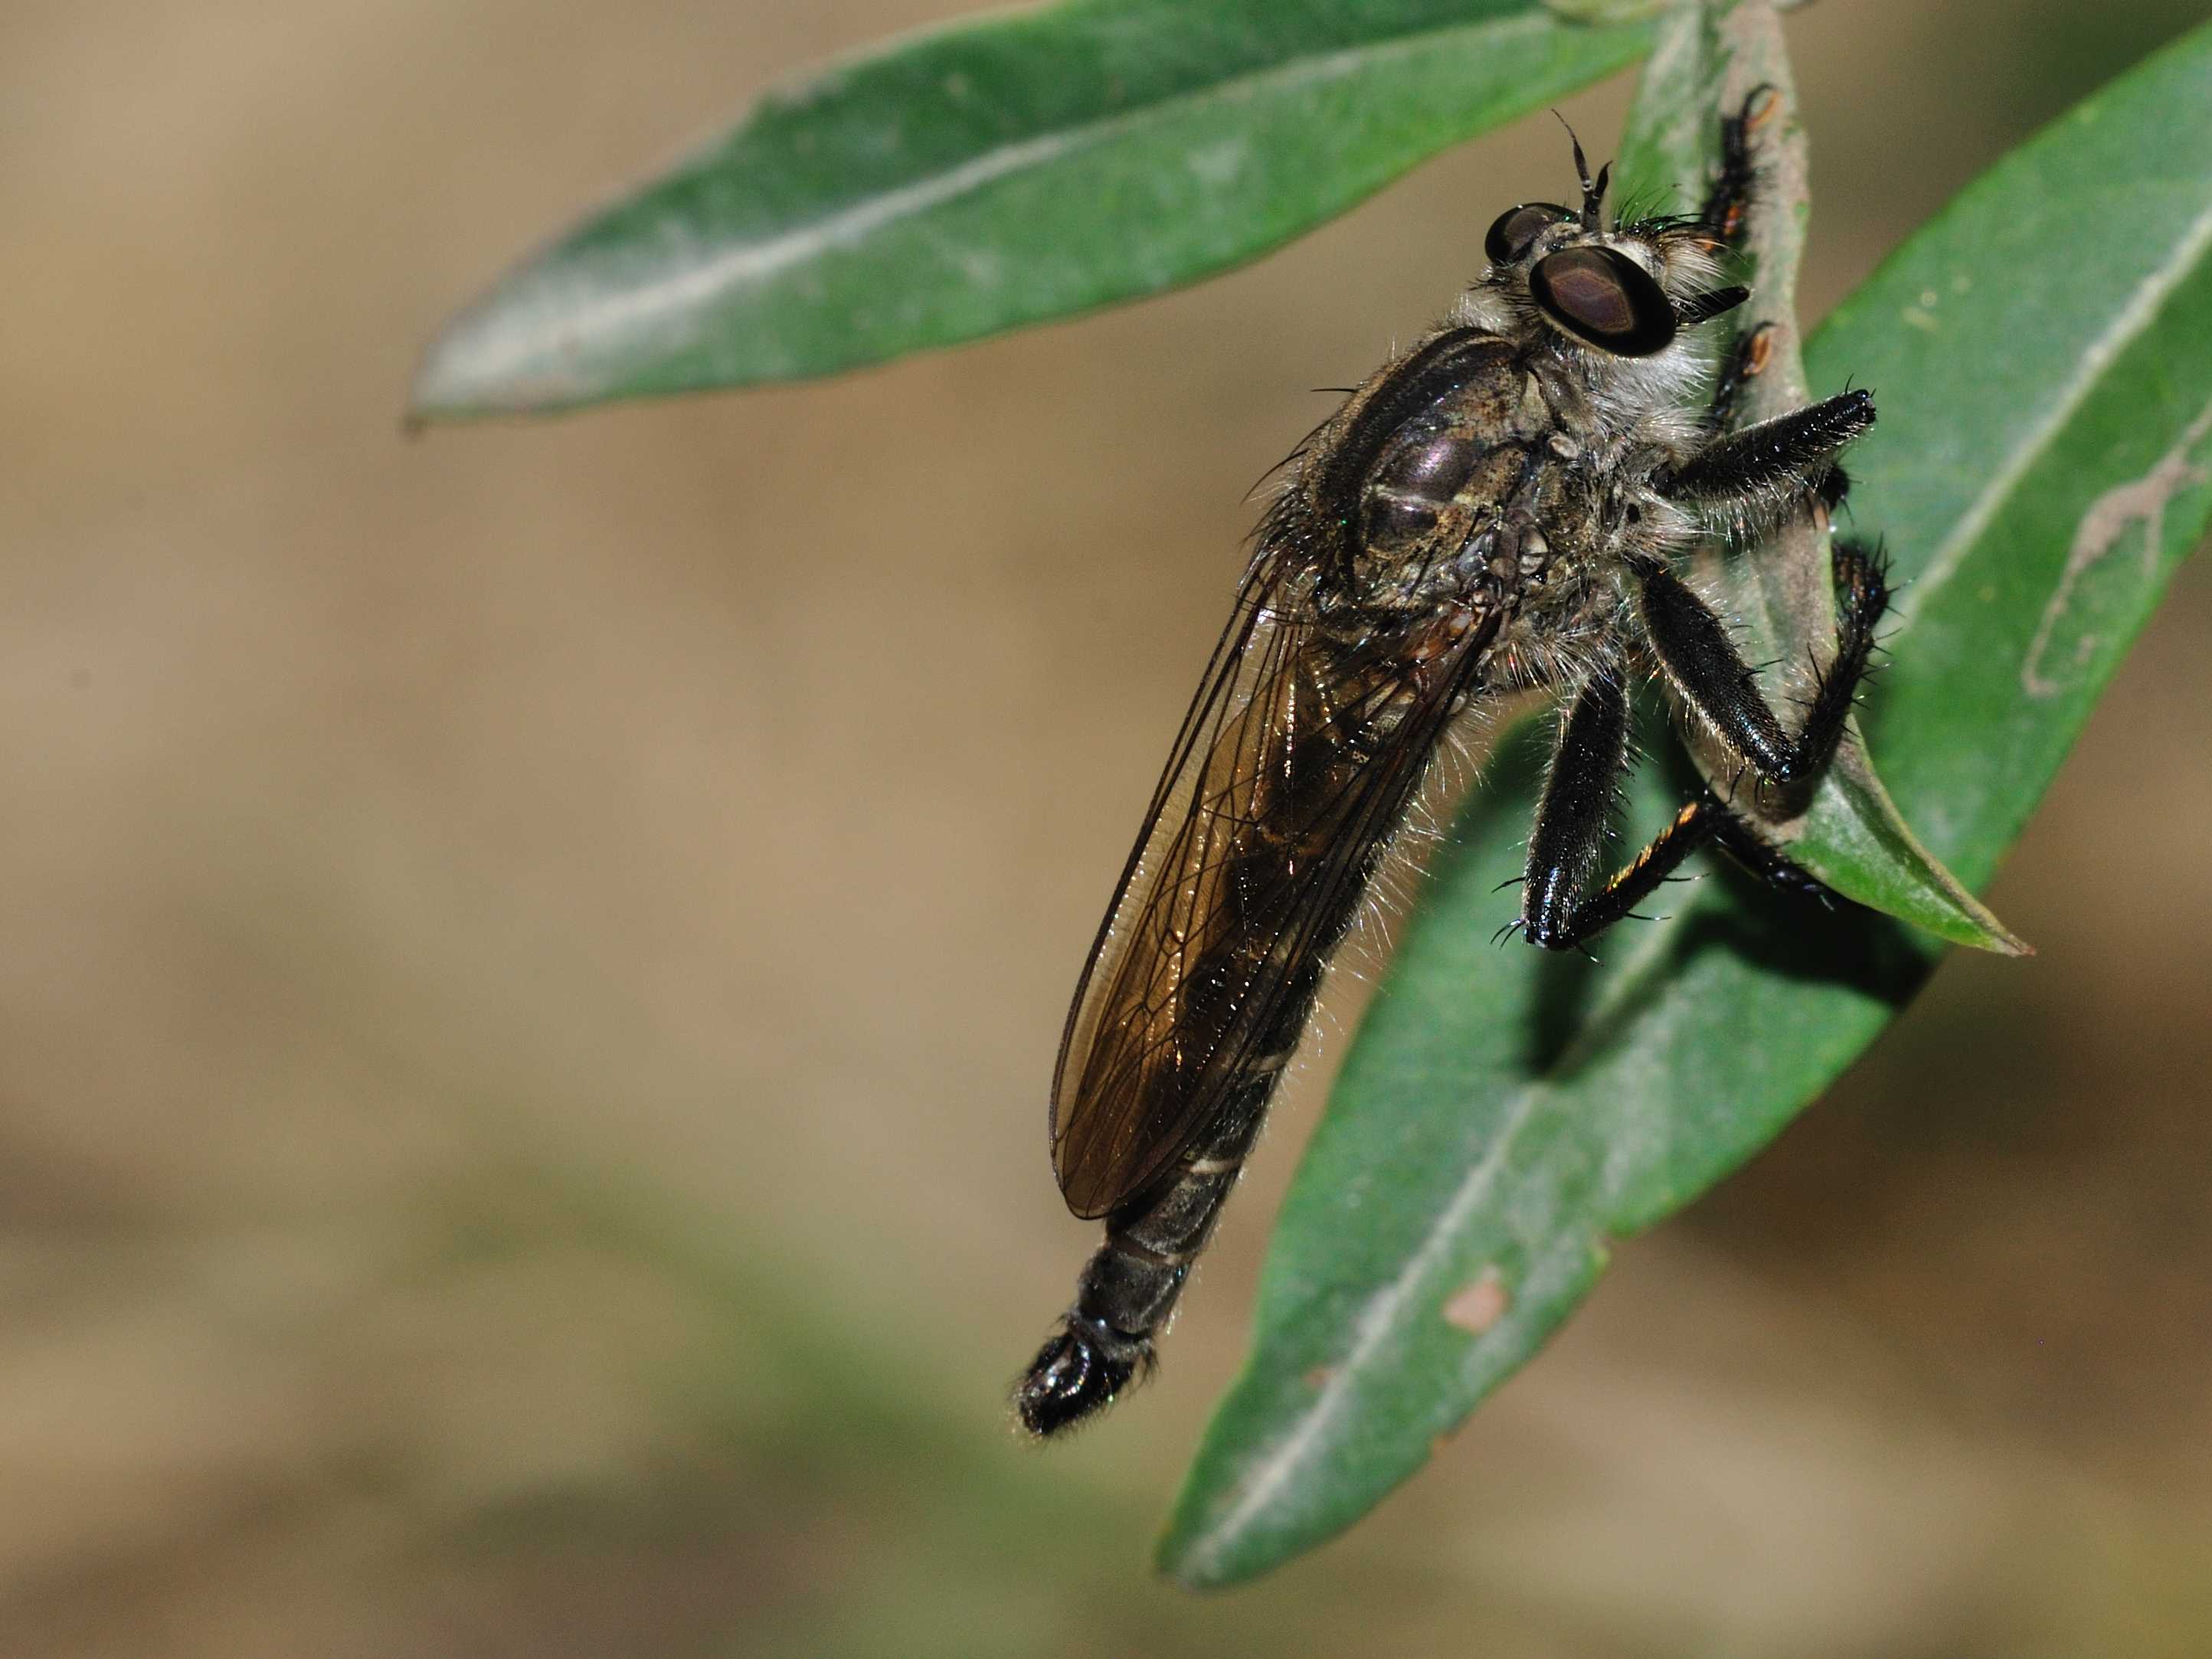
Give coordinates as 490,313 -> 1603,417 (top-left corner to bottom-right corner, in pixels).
411,0 -> 1659,418
1163,10 -> 2212,1587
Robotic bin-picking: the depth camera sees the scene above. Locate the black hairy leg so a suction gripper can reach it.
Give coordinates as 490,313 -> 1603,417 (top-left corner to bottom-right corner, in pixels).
1661,388 -> 1875,516
1707,320 -> 1773,434
1700,83 -> 1780,244
1517,666 -> 1727,952
1520,788 -> 1848,954
1517,666 -> 1850,950
1684,87 -> 1869,517
1633,538 -> 1890,791
1520,794 -> 1716,953
1700,339 -> 1864,529
1658,89 -> 1771,335
1703,806 -> 1838,905
1518,661 -> 1634,949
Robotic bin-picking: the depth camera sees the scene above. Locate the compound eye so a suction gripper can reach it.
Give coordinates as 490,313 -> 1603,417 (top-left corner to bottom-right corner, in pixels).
1483,202 -> 1570,264
1528,246 -> 1677,355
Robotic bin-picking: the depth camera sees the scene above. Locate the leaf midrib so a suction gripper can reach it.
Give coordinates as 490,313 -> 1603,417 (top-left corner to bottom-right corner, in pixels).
1883,181 -> 2212,633
1180,902 -> 1687,1577
429,11 -> 1560,386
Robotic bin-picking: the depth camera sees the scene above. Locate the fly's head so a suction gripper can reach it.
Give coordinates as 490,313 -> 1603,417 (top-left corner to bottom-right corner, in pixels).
1471,127 -> 1747,397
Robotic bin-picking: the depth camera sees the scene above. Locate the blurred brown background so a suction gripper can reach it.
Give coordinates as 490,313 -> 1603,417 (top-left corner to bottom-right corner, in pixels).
5,2 -> 2212,1654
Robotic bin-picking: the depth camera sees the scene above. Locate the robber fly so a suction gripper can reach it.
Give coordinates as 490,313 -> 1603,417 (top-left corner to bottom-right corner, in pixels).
1014,96 -> 1888,1437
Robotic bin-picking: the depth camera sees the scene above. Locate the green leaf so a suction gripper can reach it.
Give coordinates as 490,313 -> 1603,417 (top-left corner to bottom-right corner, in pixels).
410,0 -> 1655,418
1615,1 -> 2023,954
1160,8 -> 2212,1588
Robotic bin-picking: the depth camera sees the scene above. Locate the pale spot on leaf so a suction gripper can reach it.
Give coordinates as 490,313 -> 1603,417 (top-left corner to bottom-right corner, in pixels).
1442,1269 -> 1510,1335
2022,394 -> 2212,696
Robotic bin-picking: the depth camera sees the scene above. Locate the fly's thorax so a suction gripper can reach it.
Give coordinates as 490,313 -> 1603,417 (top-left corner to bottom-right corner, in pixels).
1359,419 -> 1523,553
1317,346 -> 1504,570
1343,388 -> 1606,620
1291,312 -> 1643,686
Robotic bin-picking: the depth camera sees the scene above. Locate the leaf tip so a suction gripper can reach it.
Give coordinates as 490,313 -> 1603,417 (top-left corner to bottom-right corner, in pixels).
1918,886 -> 2031,956
407,315 -> 528,423
409,268 -> 621,421
1153,1507 -> 1237,1592
1152,1418 -> 1301,1592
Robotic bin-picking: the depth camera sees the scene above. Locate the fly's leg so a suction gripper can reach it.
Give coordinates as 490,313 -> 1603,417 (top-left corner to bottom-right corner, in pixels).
1684,84 -> 1778,413
1515,663 -> 1844,950
1708,319 -> 1772,434
1705,324 -> 1856,514
1522,797 -> 1724,952
1685,83 -> 1870,520
1520,82 -> 1874,937
1661,388 -> 1875,519
1520,665 -> 1716,950
1707,320 -> 1849,522
1705,806 -> 1837,905
1661,93 -> 1771,339
1521,660 -> 1627,945
1523,785 -> 1857,951
1632,538 -> 1890,791
1700,83 -> 1778,244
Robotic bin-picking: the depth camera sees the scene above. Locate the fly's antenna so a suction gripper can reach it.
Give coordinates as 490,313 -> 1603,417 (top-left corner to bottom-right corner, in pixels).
1551,110 -> 1611,230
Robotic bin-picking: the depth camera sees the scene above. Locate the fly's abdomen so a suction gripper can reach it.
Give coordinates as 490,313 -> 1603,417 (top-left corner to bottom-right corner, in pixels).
1023,345 -> 1512,1435
1016,954 -> 1320,1438
1019,634 -> 1460,1438
1175,645 -> 1428,1085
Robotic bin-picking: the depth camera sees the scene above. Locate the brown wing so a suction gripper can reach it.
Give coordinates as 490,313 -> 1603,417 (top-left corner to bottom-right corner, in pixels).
1049,530 -> 1498,1219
